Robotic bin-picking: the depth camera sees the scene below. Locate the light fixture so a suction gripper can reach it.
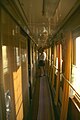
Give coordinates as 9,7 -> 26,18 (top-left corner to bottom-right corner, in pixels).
43,27 -> 47,33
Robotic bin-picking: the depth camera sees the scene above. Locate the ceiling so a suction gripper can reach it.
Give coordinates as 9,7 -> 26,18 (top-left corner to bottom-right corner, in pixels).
15,0 -> 59,48
14,0 -> 77,48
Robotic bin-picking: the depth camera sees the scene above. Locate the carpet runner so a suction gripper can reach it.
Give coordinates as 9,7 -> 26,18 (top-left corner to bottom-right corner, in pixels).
37,76 -> 55,120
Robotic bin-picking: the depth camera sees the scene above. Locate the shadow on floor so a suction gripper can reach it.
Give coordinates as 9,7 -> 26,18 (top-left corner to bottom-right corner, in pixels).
27,78 -> 40,120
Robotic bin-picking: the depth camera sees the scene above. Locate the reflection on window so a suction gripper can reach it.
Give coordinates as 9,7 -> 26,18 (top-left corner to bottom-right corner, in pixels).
2,46 -> 8,73
16,47 -> 20,66
21,49 -> 26,62
55,57 -> 58,74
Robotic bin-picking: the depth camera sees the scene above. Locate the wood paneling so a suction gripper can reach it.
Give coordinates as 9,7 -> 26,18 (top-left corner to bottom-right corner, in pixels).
60,32 -> 72,120
67,97 -> 80,120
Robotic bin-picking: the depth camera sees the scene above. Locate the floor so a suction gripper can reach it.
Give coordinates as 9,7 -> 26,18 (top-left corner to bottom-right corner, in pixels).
37,76 -> 55,120
27,75 -> 55,120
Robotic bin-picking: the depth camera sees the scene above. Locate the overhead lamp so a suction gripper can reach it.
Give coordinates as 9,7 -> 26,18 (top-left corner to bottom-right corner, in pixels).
43,27 -> 48,33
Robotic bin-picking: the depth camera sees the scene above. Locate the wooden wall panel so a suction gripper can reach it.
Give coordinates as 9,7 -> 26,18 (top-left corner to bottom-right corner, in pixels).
60,32 -> 72,120
0,7 -> 29,120
13,67 -> 23,120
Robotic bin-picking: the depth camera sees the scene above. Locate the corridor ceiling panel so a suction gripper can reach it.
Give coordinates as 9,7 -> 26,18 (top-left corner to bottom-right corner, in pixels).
15,0 -> 59,47
14,0 -> 78,48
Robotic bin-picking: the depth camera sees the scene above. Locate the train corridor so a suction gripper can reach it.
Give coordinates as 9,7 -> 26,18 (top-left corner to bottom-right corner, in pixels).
0,1 -> 80,120
27,74 -> 55,120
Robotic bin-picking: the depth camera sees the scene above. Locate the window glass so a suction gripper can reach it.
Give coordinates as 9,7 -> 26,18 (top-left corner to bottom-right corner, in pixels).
70,37 -> 80,97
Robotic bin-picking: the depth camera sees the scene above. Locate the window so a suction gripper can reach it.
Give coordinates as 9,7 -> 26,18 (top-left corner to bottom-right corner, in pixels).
71,37 -> 80,96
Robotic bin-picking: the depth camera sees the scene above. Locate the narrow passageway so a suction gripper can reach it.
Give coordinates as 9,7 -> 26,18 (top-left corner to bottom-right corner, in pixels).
27,73 -> 55,120
37,76 -> 55,120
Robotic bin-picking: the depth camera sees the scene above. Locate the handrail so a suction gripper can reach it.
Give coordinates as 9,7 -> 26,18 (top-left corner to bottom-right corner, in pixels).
62,74 -> 80,99
53,65 -> 58,70
52,64 -> 80,100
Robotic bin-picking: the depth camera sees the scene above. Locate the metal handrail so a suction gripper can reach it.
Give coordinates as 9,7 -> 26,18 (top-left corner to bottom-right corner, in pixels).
52,64 -> 80,100
53,65 -> 58,70
62,74 -> 80,99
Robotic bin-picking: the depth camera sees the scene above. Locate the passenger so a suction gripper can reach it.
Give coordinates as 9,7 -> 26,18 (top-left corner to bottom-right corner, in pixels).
38,49 -> 46,76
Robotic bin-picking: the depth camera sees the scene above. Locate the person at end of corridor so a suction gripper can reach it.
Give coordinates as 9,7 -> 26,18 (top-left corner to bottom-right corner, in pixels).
38,48 -> 46,77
